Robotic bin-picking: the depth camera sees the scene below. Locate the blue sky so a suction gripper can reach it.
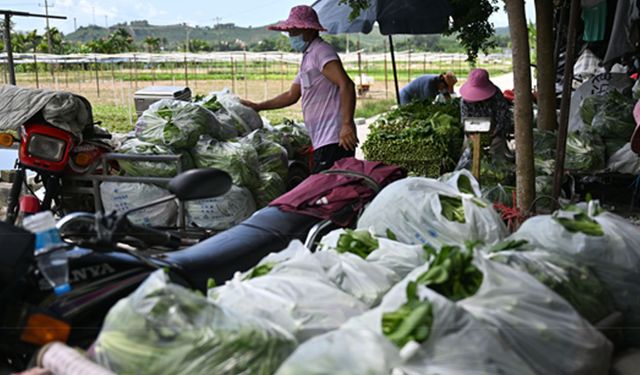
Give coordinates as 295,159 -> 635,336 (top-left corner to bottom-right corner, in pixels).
2,0 -> 536,35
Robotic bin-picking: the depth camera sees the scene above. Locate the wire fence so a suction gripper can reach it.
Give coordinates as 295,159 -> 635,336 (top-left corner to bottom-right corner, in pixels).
0,51 -> 512,129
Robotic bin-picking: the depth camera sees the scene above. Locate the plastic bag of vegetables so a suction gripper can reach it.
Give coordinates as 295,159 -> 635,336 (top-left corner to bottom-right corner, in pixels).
242,130 -> 289,179
459,253 -> 612,375
209,258 -> 368,342
275,328 -> 401,375
217,93 -> 263,135
100,182 -> 177,227
564,131 -> 606,171
117,138 -> 193,177
486,240 -> 615,323
192,136 -> 260,190
254,171 -> 286,208
512,203 -> 640,345
92,270 -> 297,375
341,264 -> 535,375
319,229 -> 426,281
589,90 -> 636,139
607,143 -> 640,174
186,185 -> 256,230
357,171 -> 507,249
135,100 -> 236,149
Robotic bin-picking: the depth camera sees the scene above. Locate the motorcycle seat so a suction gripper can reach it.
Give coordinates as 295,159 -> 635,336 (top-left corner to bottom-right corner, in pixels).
160,207 -> 321,291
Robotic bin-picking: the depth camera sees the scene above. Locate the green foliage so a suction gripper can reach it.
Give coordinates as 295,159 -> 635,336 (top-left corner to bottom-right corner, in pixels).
339,0 -> 500,62
362,99 -> 463,177
382,281 -> 434,348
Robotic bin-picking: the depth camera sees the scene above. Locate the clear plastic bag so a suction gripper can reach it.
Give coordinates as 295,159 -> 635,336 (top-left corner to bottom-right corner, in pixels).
486,243 -> 615,323
343,264 -> 535,375
210,257 -> 369,342
242,129 -> 289,179
319,229 -> 426,281
217,92 -> 264,135
117,138 -> 193,178
357,171 -> 507,249
135,99 -> 237,149
459,253 -> 613,375
313,249 -> 399,307
100,182 -> 177,227
254,172 -> 287,208
275,328 -> 401,375
192,136 -> 260,190
185,185 -> 256,230
92,270 -> 297,375
512,207 -> 640,345
606,143 -> 640,174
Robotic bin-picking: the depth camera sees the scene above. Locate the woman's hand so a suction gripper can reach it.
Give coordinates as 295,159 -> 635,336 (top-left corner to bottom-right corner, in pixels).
339,123 -> 358,151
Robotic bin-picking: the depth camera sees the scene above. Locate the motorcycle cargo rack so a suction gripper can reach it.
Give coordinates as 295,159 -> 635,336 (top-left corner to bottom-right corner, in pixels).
62,153 -> 194,233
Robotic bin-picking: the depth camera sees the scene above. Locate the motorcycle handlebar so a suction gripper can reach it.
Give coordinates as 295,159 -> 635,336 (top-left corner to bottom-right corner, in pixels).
125,223 -> 182,249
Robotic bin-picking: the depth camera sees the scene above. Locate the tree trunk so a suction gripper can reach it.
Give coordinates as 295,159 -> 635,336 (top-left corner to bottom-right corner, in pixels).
535,0 -> 557,131
505,0 -> 536,213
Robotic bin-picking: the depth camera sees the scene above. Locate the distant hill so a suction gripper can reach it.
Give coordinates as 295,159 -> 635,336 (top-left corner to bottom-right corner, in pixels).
66,21 -> 271,49
64,21 -> 507,53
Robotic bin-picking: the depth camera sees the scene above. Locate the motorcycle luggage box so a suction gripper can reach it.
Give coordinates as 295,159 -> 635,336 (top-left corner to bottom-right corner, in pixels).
164,207 -> 320,291
133,86 -> 191,117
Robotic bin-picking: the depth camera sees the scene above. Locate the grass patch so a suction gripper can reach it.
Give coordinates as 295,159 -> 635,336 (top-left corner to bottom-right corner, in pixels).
356,98 -> 395,119
93,104 -> 136,134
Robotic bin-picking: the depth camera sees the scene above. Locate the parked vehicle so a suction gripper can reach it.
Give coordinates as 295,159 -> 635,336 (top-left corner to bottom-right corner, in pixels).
0,113 -> 113,225
0,168 -> 345,371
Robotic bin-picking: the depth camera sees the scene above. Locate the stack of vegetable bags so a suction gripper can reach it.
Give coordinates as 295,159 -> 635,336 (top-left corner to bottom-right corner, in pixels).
362,99 -> 463,177
510,202 -> 640,345
110,89 -> 312,229
277,241 -> 612,374
92,270 -> 297,374
357,170 -> 507,249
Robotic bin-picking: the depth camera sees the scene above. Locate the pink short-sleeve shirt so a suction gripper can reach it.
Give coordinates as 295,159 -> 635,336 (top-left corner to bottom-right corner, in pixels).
294,38 -> 342,149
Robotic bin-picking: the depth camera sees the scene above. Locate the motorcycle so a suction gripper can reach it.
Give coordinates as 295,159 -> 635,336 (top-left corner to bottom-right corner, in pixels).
0,167 -> 345,371
0,113 -> 113,225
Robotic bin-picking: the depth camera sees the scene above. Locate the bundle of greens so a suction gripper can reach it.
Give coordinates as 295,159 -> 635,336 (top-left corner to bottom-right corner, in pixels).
362,99 -> 463,177
382,281 -> 434,348
488,240 -> 614,323
335,229 -> 380,258
416,243 -> 484,301
92,271 -> 296,375
192,136 -> 260,190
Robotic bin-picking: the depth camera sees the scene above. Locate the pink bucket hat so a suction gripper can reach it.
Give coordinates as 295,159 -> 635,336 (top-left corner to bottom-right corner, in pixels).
631,100 -> 640,154
460,68 -> 498,103
268,5 -> 327,32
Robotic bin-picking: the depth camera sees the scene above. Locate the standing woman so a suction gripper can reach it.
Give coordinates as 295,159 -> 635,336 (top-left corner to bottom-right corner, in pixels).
241,5 -> 358,173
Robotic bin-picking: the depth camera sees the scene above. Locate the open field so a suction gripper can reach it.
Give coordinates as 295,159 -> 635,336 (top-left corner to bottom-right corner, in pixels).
1,52 -> 512,133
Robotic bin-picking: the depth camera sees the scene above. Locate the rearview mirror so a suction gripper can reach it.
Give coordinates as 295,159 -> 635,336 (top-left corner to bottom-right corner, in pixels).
168,168 -> 232,201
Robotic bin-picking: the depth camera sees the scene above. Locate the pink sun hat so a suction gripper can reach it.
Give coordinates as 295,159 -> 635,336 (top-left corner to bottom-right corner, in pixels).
631,99 -> 640,154
268,5 -> 327,32
460,68 -> 498,103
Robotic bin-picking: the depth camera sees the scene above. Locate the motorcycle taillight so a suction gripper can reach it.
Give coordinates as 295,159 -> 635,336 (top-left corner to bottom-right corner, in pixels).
19,123 -> 74,173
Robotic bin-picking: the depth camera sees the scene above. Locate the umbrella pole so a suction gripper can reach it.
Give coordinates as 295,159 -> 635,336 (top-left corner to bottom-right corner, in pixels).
388,35 -> 400,105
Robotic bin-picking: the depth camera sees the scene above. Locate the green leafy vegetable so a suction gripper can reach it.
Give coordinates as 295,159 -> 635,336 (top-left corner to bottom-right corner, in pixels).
362,99 -> 463,177
382,281 -> 434,348
244,263 -> 275,280
417,244 -> 483,301
335,229 -> 380,258
553,211 -> 604,236
439,195 -> 466,223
